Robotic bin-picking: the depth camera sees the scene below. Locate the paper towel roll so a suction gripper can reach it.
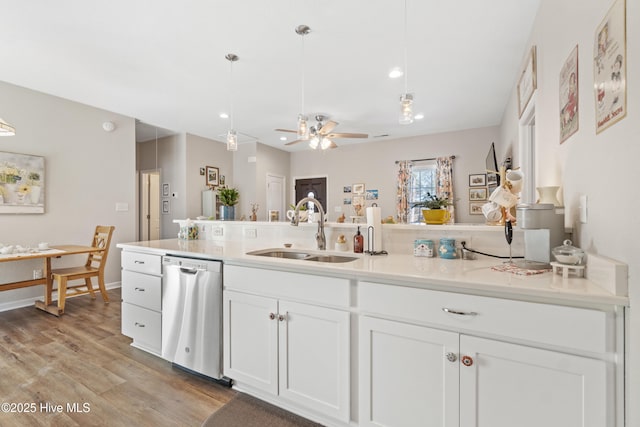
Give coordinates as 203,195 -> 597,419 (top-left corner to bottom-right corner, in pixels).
366,206 -> 382,252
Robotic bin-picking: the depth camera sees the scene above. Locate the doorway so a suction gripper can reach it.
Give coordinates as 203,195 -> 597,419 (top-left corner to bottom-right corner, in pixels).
140,170 -> 160,240
294,177 -> 327,213
266,173 -> 285,221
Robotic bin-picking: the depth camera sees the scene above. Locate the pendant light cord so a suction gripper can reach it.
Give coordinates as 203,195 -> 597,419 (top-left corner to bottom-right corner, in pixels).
403,0 -> 409,94
229,59 -> 234,130
300,33 -> 305,115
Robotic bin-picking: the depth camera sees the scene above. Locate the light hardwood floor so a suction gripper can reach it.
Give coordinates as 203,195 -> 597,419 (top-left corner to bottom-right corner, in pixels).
0,288 -> 236,427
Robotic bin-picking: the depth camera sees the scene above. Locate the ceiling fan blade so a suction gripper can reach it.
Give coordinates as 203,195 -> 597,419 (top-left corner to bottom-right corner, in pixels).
318,120 -> 338,135
326,132 -> 369,139
285,139 -> 304,146
275,128 -> 298,133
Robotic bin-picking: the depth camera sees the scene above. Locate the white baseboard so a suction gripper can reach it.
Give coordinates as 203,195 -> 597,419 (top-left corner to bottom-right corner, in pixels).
0,281 -> 121,313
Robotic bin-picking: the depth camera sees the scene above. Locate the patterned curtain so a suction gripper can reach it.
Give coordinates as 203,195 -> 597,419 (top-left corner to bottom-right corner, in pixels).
396,161 -> 413,223
436,156 -> 455,224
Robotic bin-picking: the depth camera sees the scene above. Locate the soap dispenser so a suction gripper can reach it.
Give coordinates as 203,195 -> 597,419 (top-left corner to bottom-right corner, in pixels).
354,226 -> 364,253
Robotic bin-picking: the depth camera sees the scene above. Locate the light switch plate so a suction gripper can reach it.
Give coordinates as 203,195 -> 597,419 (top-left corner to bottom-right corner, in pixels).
115,202 -> 129,212
579,195 -> 587,223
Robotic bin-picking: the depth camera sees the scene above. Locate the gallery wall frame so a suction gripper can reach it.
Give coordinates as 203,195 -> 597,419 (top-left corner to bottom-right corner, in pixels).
518,46 -> 537,118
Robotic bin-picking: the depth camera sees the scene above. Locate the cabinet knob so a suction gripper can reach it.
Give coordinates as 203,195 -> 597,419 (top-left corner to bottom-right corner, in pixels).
278,314 -> 286,322
461,355 -> 474,367
445,352 -> 457,363
269,312 -> 276,320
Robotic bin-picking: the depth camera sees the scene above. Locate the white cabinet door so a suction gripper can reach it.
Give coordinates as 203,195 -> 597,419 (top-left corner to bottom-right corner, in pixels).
278,300 -> 350,422
459,335 -> 612,427
359,316 -> 460,427
223,291 -> 278,395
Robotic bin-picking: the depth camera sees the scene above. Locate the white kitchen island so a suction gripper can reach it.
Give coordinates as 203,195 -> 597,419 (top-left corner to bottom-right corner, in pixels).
117,237 -> 628,427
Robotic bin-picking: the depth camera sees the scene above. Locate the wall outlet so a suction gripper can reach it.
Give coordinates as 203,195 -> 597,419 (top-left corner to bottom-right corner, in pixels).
212,227 -> 223,237
244,228 -> 257,238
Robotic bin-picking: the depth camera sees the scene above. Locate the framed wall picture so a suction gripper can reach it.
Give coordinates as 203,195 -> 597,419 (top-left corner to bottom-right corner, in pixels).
594,0 -> 626,133
469,202 -> 485,215
560,45 -> 579,143
469,174 -> 486,187
469,188 -> 487,201
518,46 -> 537,118
0,151 -> 45,214
206,166 -> 219,187
352,183 -> 365,194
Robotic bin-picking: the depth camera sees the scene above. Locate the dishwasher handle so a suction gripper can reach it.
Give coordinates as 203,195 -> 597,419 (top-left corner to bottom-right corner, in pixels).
179,267 -> 199,275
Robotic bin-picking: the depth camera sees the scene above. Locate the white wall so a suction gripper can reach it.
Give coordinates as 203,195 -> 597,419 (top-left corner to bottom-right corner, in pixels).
500,0 -> 639,424
0,80 -> 136,309
290,126 -> 502,223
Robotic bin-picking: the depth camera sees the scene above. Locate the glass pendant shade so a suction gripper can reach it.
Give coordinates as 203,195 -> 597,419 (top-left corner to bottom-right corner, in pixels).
297,114 -> 309,139
226,129 -> 238,151
308,136 -> 320,150
320,137 -> 332,150
399,93 -> 414,124
0,118 -> 16,136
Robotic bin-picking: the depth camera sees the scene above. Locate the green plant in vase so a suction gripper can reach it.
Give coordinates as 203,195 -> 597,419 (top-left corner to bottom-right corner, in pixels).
217,186 -> 239,220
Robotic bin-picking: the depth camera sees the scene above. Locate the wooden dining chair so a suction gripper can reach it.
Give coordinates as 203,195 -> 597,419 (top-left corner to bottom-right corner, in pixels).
51,225 -> 115,314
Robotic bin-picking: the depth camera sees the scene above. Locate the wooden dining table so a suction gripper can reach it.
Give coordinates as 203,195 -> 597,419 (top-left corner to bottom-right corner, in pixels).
0,244 -> 102,316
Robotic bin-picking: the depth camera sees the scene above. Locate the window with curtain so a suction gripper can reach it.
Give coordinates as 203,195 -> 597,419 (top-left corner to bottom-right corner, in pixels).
409,161 -> 437,223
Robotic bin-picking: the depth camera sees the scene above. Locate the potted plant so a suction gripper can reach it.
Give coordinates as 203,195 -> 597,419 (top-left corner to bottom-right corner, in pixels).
412,192 -> 451,224
217,186 -> 239,220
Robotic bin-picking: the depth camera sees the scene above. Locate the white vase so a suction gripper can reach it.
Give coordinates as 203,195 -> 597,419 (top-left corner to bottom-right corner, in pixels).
30,185 -> 41,204
537,186 -> 562,206
2,183 -> 17,204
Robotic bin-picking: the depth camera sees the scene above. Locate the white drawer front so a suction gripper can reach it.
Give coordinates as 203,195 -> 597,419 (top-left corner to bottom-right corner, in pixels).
224,265 -> 351,307
122,251 -> 162,275
121,270 -> 162,311
121,302 -> 161,354
358,281 -> 612,354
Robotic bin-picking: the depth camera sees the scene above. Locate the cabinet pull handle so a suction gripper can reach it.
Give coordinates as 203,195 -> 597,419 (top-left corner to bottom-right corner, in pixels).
278,314 -> 286,322
134,322 -> 146,328
134,287 -> 145,292
445,352 -> 457,363
269,312 -> 276,320
461,355 -> 474,367
134,260 -> 145,264
442,307 -> 477,316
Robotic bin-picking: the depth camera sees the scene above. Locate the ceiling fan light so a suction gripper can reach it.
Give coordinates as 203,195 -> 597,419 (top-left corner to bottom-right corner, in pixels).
389,67 -> 404,79
226,129 -> 238,151
0,117 -> 16,136
399,93 -> 414,124
309,136 -> 319,150
320,137 -> 332,150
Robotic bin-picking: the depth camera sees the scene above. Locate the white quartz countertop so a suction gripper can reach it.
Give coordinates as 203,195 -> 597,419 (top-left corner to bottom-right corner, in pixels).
117,239 -> 628,307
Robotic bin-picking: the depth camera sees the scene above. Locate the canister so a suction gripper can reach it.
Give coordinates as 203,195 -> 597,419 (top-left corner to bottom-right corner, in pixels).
414,239 -> 435,257
439,238 -> 457,259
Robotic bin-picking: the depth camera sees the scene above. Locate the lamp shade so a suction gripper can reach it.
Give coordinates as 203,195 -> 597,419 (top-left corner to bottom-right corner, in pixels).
0,118 -> 16,136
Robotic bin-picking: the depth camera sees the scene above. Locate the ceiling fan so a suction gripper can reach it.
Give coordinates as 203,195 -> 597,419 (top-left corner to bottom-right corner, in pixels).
276,114 -> 368,149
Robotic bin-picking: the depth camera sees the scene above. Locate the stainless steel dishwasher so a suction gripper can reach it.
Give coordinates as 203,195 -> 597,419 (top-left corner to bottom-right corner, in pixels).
162,255 -> 230,385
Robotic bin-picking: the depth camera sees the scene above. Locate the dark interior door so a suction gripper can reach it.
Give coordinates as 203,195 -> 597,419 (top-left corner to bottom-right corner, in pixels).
294,177 -> 327,213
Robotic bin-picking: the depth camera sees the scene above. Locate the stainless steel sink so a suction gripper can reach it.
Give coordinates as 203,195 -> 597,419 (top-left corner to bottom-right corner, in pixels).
246,249 -> 358,263
247,249 -> 310,259
304,255 -> 358,263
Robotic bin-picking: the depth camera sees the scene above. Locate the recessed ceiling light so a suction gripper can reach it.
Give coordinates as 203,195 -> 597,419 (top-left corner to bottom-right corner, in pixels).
388,67 -> 403,79
219,112 -> 229,119
414,113 -> 424,120
280,136 -> 287,141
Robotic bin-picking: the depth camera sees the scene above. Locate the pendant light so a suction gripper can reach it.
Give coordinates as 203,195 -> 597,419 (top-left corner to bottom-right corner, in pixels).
399,0 -> 414,125
0,117 -> 16,136
225,53 -> 239,151
295,25 -> 311,141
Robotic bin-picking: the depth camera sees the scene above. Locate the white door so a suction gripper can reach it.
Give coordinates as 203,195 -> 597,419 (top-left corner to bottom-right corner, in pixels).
459,335 -> 611,427
223,291 -> 279,395
359,316 -> 460,427
266,173 -> 285,221
278,300 -> 350,422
